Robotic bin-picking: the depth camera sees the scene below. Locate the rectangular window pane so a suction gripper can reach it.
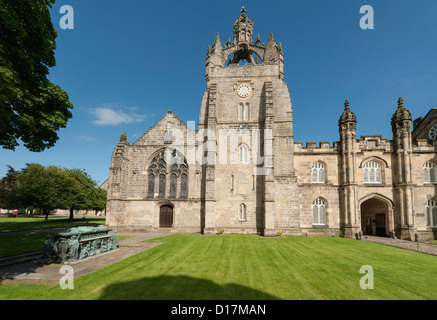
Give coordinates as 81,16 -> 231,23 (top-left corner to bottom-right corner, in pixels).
312,169 -> 318,183
320,207 -> 325,225
319,169 -> 325,183
431,168 -> 436,184
424,169 -> 430,184
433,207 -> 437,227
313,206 -> 318,224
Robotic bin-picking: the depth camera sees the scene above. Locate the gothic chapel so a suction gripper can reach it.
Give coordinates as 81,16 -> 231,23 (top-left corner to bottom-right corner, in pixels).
106,10 -> 437,241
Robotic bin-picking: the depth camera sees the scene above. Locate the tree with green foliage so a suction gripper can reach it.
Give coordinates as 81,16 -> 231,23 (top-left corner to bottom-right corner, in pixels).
17,164 -> 74,221
14,164 -> 107,221
0,0 -> 73,152
90,187 -> 107,216
64,168 -> 106,221
0,165 -> 21,211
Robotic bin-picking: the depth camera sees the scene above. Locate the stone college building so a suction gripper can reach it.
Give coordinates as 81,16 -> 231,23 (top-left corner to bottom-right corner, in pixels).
106,10 -> 437,241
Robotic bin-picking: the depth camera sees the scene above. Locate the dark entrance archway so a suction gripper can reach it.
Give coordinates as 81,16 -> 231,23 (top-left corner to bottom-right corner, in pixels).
360,197 -> 390,237
159,205 -> 174,228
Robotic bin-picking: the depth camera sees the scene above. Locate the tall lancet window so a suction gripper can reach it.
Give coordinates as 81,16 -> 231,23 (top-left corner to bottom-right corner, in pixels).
237,103 -> 249,121
312,198 -> 326,226
239,203 -> 247,221
238,103 -> 244,121
424,162 -> 437,184
426,200 -> 437,227
243,103 -> 249,121
147,172 -> 156,198
312,162 -> 325,184
239,145 -> 249,164
159,174 -> 166,198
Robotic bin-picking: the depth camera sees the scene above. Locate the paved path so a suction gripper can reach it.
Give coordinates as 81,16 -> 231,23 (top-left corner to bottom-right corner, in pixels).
0,231 -> 172,285
362,236 -> 437,256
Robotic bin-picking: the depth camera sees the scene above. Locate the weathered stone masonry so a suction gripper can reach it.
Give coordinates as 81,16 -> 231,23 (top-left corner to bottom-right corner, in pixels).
106,11 -> 437,241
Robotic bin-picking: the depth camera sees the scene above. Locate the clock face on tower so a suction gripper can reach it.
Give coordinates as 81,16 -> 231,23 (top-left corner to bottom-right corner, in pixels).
237,83 -> 251,98
429,124 -> 437,140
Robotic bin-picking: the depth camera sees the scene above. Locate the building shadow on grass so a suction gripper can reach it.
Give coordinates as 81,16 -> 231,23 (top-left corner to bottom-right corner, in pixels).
98,275 -> 281,300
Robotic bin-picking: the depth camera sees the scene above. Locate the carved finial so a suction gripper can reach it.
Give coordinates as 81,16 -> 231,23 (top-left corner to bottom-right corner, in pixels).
278,42 -> 283,53
213,32 -> 221,49
119,132 -> 127,143
207,45 -> 211,55
398,97 -> 404,109
255,34 -> 261,46
241,6 -> 246,14
226,36 -> 232,47
344,100 -> 350,110
268,31 -> 274,41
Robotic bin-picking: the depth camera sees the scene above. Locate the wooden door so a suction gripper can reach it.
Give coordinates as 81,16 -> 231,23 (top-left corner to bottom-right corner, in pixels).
375,213 -> 386,237
160,205 -> 173,228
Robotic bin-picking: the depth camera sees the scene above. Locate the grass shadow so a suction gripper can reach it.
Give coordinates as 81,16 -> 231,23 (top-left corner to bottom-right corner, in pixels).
98,275 -> 281,300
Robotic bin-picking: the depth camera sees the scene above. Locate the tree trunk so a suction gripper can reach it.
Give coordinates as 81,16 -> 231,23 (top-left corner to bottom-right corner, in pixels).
44,209 -> 49,222
69,208 -> 74,221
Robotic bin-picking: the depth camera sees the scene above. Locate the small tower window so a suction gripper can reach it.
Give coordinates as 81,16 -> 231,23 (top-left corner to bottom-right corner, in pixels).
424,162 -> 437,184
239,203 -> 247,221
238,103 -> 243,121
239,145 -> 249,164
243,103 -> 249,121
237,103 -> 249,121
363,161 -> 382,184
312,162 -> 325,184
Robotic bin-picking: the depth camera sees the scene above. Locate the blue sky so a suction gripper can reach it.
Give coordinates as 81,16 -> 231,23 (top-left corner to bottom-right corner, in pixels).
1,0 -> 437,185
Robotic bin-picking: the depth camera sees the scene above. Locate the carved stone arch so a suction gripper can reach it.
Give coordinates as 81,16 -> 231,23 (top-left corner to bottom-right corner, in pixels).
359,193 -> 395,237
223,45 -> 265,65
359,193 -> 394,208
359,156 -> 389,169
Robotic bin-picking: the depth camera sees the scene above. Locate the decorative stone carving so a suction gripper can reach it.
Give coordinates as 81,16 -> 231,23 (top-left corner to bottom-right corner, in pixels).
42,226 -> 119,263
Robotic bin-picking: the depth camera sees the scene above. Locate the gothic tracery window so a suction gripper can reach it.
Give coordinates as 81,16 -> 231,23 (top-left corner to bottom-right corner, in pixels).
423,161 -> 437,184
146,149 -> 189,199
363,161 -> 382,184
426,200 -> 437,227
312,198 -> 326,226
312,162 -> 325,184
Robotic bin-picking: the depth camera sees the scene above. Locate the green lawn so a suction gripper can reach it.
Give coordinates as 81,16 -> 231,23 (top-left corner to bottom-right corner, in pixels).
1,234 -> 436,300
0,217 -> 107,258
0,216 -> 106,233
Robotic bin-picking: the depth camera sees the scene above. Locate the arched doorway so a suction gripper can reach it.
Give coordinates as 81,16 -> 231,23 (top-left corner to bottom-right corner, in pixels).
159,205 -> 174,228
360,197 -> 391,237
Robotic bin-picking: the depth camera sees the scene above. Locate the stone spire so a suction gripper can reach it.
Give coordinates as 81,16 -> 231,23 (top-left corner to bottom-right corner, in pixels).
209,33 -> 225,66
392,97 -> 412,123
339,100 -> 357,126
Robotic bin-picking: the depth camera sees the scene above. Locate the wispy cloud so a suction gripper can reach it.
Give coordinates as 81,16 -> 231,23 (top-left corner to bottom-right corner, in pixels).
89,104 -> 152,127
77,135 -> 97,141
